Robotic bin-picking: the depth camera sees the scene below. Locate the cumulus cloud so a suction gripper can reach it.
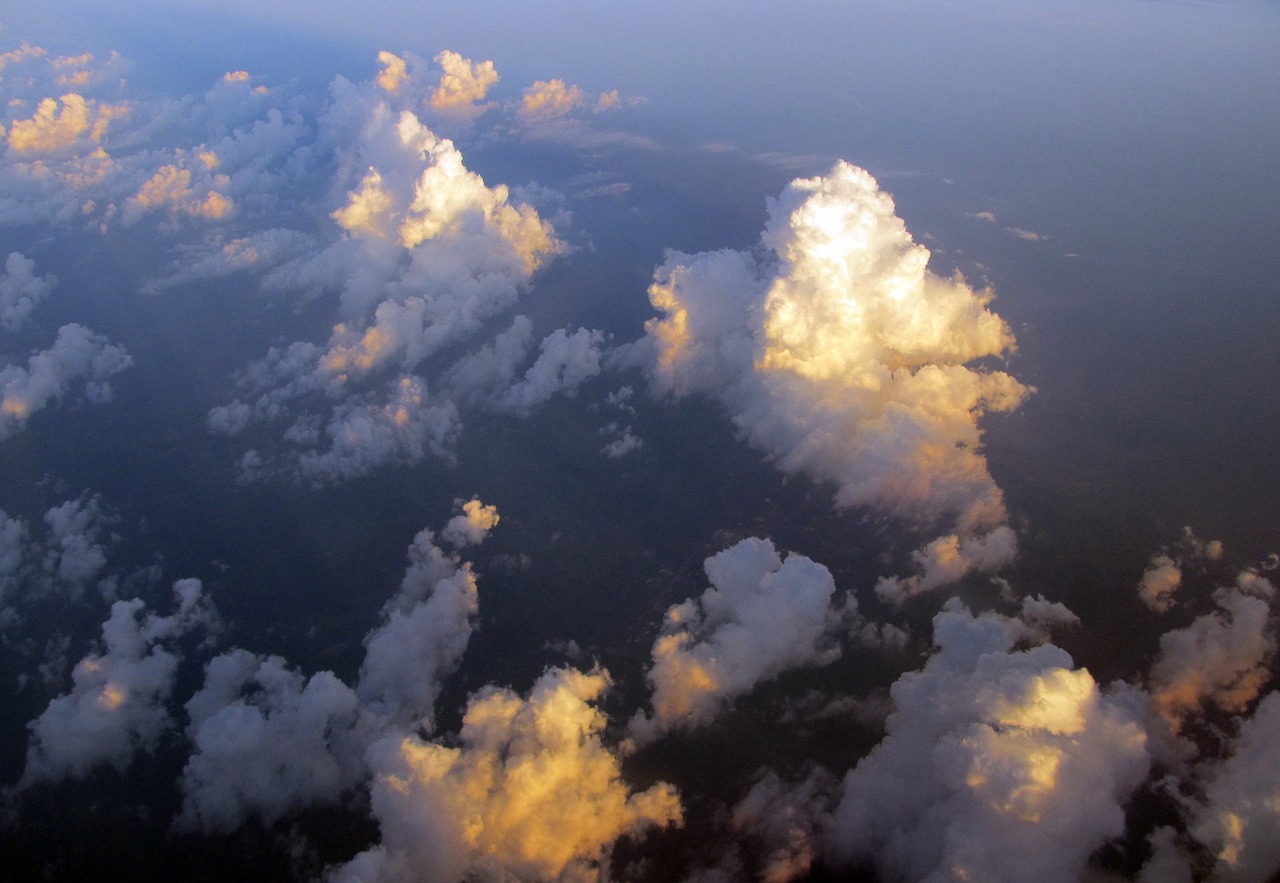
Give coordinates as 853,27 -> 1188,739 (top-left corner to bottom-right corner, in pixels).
176,649 -> 362,834
0,251 -> 55,331
1147,570 -> 1275,732
292,376 -> 462,483
3,92 -> 127,154
213,89 -> 562,482
333,666 -> 683,883
825,601 -> 1150,883
429,50 -> 499,116
490,326 -> 605,416
1183,691 -> 1280,882
355,525 -> 481,732
1136,527 -> 1226,613
177,512 -> 490,834
375,51 -> 410,95
875,525 -> 1018,606
600,423 -> 643,458
519,79 -> 584,124
630,537 -> 843,743
440,497 -> 500,548
20,579 -> 214,786
121,160 -> 234,225
1,323 -> 133,439
641,161 -> 1029,536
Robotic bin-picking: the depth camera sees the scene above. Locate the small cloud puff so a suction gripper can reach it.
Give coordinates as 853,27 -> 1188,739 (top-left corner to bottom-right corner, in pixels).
440,497 -> 500,549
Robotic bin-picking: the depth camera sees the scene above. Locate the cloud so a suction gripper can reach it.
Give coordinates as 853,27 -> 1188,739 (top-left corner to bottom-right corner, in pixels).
3,92 -> 128,155
1,323 -> 133,439
825,602 -> 1150,883
175,511 -> 490,835
1183,690 -> 1280,882
490,326 -> 605,416
355,525 -> 481,732
211,85 -> 563,482
0,251 -> 55,331
1147,570 -> 1275,732
375,51 -> 410,95
600,423 -> 643,458
1136,527 -> 1226,613
440,498 -> 500,549
175,649 -> 363,834
332,666 -> 683,883
121,161 -> 234,225
442,315 -> 534,406
641,161 -> 1029,535
519,79 -> 584,124
875,525 -> 1018,606
429,50 -> 499,116
1139,553 -> 1183,613
141,228 -> 317,293
19,579 -> 215,786
630,537 -> 843,743
1006,226 -> 1048,241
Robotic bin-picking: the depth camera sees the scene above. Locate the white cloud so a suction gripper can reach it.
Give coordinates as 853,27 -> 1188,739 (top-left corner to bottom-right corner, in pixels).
519,79 -> 584,124
641,161 -> 1029,536
355,526 -> 481,732
1184,691 -> 1280,882
442,315 -> 534,406
213,87 -> 562,482
332,666 -> 683,883
1139,553 -> 1183,613
439,497 -> 500,549
490,326 -> 605,416
0,251 -> 55,331
430,50 -> 499,116
1,323 -> 133,439
630,537 -> 843,743
20,579 -> 215,786
3,92 -> 128,155
176,649 -> 363,834
875,525 -> 1018,606
1148,571 -> 1275,732
826,602 -> 1150,883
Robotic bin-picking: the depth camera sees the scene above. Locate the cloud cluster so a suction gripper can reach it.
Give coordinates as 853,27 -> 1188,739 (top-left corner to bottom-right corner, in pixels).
0,494 -> 117,628
1183,691 -> 1280,882
176,649 -> 362,833
176,514 -> 485,832
20,579 -> 215,785
630,537 -> 843,743
875,525 -> 1018,606
335,667 -> 683,883
208,79 -> 581,482
0,251 -> 55,331
1148,569 -> 1275,732
641,162 -> 1028,537
0,323 -> 132,439
429,50 -> 499,116
825,602 -> 1150,883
